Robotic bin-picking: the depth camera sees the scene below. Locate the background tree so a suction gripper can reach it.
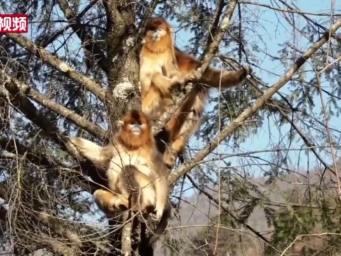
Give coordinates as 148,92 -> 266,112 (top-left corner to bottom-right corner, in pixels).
0,0 -> 341,255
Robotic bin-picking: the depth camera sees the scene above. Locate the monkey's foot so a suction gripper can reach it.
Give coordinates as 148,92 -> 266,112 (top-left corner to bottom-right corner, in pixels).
163,151 -> 177,169
109,196 -> 129,212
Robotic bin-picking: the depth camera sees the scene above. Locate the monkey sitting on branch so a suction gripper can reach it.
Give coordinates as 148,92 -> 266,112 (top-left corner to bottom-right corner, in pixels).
139,17 -> 200,117
67,110 -> 172,244
140,17 -> 252,168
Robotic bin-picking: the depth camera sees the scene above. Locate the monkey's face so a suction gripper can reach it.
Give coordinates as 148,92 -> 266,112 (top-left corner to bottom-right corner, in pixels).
143,18 -> 170,43
142,31 -> 159,44
142,29 -> 165,44
127,121 -> 146,136
119,110 -> 150,137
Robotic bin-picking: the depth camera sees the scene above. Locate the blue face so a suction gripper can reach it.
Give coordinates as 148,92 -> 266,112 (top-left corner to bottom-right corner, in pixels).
128,122 -> 145,136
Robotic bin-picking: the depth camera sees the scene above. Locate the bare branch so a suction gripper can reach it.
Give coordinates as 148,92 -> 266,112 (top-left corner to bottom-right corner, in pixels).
1,68 -> 107,138
199,0 -> 240,71
169,17 -> 341,185
240,1 -> 340,16
56,0 -> 109,72
1,78 -> 108,187
185,174 -> 273,246
121,212 -> 133,256
5,33 -> 107,102
103,0 -> 127,58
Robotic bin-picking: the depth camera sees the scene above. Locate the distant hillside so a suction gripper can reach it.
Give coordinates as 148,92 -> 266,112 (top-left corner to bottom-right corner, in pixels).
155,160 -> 341,255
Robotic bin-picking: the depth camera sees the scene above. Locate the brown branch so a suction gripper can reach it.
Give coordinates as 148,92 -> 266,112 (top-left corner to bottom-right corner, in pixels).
1,77 -> 107,187
0,135 -> 58,168
206,0 -> 226,47
56,0 -> 109,72
221,56 -> 341,182
5,33 -> 107,102
0,198 -> 109,255
168,17 -> 341,185
38,211 -> 111,254
103,0 -> 127,59
136,0 -> 159,41
242,70 -> 341,181
36,0 -> 99,48
4,207 -> 110,255
152,85 -> 193,134
44,238 -> 75,256
0,184 -> 7,202
37,24 -> 72,48
1,68 -> 107,138
121,212 -> 133,256
0,133 -> 100,194
199,0 -> 239,71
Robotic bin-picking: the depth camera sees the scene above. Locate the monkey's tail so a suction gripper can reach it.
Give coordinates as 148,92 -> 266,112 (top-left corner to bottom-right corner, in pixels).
139,205 -> 171,256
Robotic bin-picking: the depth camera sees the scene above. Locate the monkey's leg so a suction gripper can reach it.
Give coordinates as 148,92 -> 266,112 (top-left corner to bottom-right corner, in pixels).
121,165 -> 160,219
164,112 -> 201,168
163,136 -> 187,168
93,189 -> 130,216
134,171 -> 157,215
151,175 -> 169,220
141,85 -> 164,116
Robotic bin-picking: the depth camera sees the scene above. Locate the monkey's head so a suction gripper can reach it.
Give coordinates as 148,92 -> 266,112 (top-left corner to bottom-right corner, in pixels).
142,17 -> 173,44
116,110 -> 154,150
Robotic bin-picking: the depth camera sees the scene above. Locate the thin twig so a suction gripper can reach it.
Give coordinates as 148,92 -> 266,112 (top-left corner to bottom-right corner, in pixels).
316,0 -> 340,199
169,17 -> 341,185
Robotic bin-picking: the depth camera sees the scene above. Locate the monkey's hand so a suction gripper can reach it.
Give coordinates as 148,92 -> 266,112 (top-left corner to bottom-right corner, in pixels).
185,70 -> 201,81
169,70 -> 201,87
170,75 -> 186,88
153,205 -> 164,221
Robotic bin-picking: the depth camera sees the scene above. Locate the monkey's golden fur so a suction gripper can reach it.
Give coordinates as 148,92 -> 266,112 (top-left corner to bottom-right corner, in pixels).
141,17 -> 252,167
67,110 -> 170,220
139,17 -> 198,117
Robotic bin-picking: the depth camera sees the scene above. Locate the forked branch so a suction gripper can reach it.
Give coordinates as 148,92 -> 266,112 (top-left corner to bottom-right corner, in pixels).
0,68 -> 106,138
168,17 -> 341,185
56,0 -> 110,72
5,33 -> 107,102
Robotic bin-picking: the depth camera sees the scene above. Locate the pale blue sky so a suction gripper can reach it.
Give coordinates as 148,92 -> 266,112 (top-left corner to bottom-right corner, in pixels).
169,0 -> 341,182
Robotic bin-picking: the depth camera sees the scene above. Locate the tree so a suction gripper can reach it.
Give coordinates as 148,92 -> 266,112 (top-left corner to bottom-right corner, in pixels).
0,0 -> 341,255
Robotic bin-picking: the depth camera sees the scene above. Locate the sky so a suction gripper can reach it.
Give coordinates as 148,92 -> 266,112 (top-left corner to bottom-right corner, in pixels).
4,0 -> 341,222
169,0 -> 341,182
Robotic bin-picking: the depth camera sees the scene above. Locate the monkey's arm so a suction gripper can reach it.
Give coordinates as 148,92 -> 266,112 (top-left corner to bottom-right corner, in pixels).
200,66 -> 252,89
151,72 -> 178,92
175,49 -> 251,89
67,137 -> 113,168
153,173 -> 169,220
